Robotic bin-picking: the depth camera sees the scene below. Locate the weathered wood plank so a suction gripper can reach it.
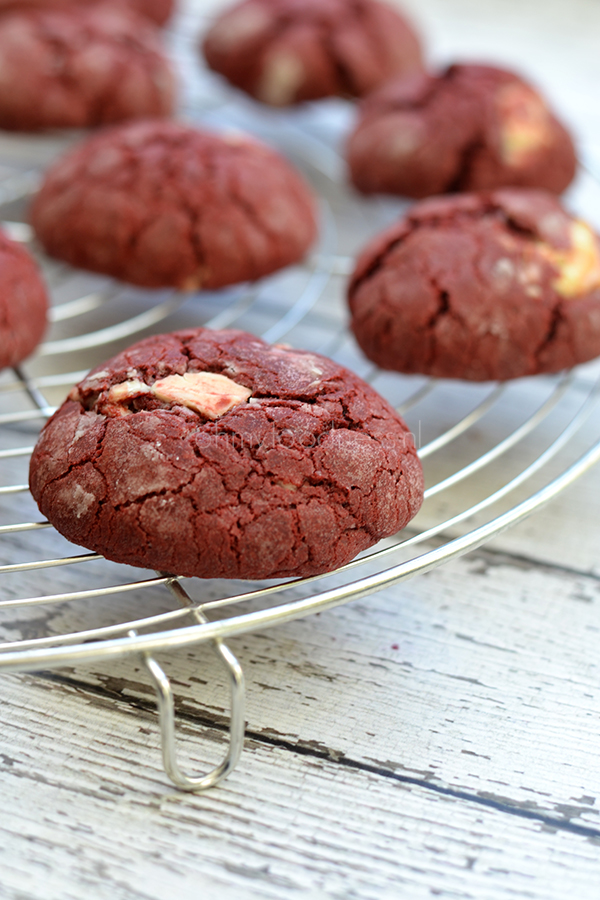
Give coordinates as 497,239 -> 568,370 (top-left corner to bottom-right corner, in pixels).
1,673 -> 600,900
1,545 -> 599,831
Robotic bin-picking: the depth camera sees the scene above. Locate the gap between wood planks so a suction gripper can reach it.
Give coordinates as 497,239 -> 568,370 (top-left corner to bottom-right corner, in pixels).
34,667 -> 600,845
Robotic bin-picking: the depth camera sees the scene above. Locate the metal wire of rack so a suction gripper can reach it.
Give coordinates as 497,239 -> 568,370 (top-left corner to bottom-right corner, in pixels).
2,14 -> 600,790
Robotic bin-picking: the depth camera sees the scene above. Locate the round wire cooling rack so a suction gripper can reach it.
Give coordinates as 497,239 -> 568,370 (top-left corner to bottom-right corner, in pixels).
2,49 -> 600,791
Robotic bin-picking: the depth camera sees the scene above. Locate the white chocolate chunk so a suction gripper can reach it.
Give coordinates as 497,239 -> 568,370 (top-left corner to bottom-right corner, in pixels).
539,221 -> 600,299
180,266 -> 210,292
258,52 -> 305,106
496,83 -> 552,166
107,379 -> 149,404
152,372 -> 252,419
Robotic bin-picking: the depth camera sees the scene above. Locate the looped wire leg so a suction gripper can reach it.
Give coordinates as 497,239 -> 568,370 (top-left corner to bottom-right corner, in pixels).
135,579 -> 246,791
143,643 -> 245,791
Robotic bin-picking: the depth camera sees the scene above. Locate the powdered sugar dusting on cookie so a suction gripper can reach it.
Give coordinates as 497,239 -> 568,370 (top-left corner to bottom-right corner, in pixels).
72,483 -> 97,519
268,345 -> 324,381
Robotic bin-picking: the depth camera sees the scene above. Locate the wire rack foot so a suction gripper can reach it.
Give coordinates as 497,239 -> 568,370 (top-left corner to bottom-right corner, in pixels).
138,578 -> 246,791
143,640 -> 245,792
137,614 -> 246,792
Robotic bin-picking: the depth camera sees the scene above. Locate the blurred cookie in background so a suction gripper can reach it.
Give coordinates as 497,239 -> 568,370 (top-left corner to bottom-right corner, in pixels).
347,64 -> 576,198
0,230 -> 48,371
31,120 -> 318,289
0,5 -> 175,131
348,190 -> 600,381
0,0 -> 176,27
202,0 -> 423,106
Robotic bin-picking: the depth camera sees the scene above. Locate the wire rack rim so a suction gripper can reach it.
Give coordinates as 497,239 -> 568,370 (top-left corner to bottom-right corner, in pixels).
3,368 -> 599,620
0,575 -> 174,611
2,432 -> 599,674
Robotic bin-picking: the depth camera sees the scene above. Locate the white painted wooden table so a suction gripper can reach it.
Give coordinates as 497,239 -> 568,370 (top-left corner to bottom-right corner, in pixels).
1,1 -> 600,898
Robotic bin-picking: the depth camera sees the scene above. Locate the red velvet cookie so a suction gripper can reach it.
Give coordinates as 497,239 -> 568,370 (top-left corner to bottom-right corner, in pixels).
202,0 -> 423,106
31,121 -> 318,289
0,6 -> 175,131
348,190 -> 600,381
347,64 -> 576,198
0,230 -> 48,371
29,328 -> 424,580
0,0 -> 175,27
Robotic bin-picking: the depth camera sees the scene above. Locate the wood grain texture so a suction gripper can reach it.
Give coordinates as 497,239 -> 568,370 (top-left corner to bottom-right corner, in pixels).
1,672 -> 600,900
3,545 -> 599,827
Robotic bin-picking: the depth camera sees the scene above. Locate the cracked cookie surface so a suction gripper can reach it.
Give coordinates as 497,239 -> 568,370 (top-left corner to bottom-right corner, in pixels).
31,120 -> 318,288
0,0 -> 175,27
348,190 -> 600,381
347,64 -> 576,198
0,229 -> 48,371
202,0 -> 422,106
29,328 -> 424,580
0,6 -> 175,131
